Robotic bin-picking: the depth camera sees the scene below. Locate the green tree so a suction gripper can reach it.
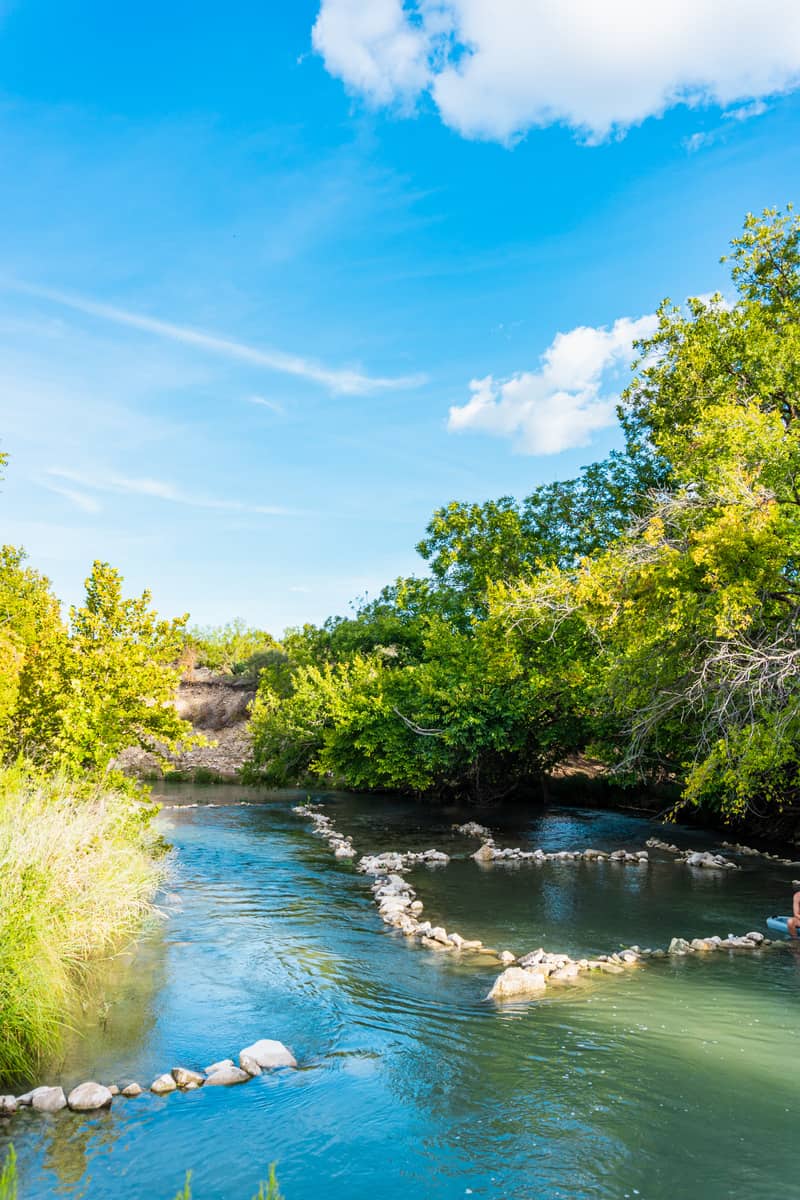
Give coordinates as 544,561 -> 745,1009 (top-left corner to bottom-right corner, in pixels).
53,561 -> 194,773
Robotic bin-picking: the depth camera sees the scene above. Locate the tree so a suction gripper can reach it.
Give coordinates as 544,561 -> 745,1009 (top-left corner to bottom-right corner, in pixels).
54,562 -> 194,773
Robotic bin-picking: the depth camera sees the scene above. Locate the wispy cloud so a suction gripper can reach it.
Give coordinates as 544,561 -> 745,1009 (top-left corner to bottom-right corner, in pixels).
4,280 -> 426,396
40,481 -> 103,514
47,468 -> 299,516
247,394 -> 286,415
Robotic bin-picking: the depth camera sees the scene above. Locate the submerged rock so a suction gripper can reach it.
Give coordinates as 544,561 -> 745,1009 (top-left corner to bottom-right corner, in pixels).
239,1039 -> 297,1069
67,1083 -> 113,1112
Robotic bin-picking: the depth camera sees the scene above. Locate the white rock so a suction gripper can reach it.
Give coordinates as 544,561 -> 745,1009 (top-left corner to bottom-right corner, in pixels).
204,1059 -> 235,1075
472,843 -> 496,863
67,1082 -> 113,1111
238,1039 -> 297,1069
487,967 -> 547,1000
121,1083 -> 143,1097
150,1074 -> 177,1095
204,1065 -> 250,1086
31,1086 -> 67,1112
0,1096 -> 17,1116
668,937 -> 693,954
239,1054 -> 263,1077
498,950 -> 516,966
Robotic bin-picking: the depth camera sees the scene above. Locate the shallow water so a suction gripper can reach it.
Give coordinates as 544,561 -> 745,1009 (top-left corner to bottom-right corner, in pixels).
4,785 -> 800,1200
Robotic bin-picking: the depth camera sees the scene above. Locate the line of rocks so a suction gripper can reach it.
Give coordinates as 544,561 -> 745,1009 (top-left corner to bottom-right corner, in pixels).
721,840 -> 800,867
486,929 -> 779,1001
0,1039 -> 296,1121
358,848 -> 451,873
367,871 -> 512,962
473,841 -> 650,865
293,803 -> 355,858
646,839 -> 740,870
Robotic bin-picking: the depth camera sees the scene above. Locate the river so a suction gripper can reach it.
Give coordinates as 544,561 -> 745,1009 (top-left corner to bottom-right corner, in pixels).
3,784 -> 800,1200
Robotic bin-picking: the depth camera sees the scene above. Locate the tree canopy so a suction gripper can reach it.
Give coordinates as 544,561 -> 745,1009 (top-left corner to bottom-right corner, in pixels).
249,207 -> 800,819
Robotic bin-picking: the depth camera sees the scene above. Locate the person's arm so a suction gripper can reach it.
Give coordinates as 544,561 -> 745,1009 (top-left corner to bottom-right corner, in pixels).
793,891 -> 800,920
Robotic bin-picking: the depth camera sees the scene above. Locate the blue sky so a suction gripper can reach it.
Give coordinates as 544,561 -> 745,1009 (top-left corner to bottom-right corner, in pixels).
2,0 -> 800,632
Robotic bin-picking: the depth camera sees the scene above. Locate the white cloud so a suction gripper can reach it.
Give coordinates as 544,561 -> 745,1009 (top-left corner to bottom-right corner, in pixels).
447,313 -> 658,455
247,394 -> 286,415
3,280 -> 425,396
47,468 -> 298,516
40,481 -> 103,514
312,0 -> 800,142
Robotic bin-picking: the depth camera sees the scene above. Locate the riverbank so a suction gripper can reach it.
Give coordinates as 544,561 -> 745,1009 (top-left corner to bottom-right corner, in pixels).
0,767 -> 164,1084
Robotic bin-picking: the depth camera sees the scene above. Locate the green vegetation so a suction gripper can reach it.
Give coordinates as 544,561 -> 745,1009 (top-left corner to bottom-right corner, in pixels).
187,619 -> 279,676
249,207 -> 800,820
0,551 -> 194,773
0,487 -> 196,1077
174,1165 -> 282,1200
0,766 -> 164,1080
0,1151 -> 283,1200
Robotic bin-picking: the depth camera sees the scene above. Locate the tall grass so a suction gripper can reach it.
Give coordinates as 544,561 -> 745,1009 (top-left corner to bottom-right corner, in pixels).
0,765 -> 164,1082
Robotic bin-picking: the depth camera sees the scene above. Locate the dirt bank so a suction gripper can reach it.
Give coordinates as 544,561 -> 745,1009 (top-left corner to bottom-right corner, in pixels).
117,668 -> 255,781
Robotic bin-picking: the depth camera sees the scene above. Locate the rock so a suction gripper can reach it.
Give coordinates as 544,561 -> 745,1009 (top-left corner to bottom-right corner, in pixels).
107,1085 -> 120,1096
121,1083 -> 143,1097
459,939 -> 483,950
597,961 -> 624,974
449,932 -> 464,949
498,950 -> 516,966
668,937 -> 693,955
473,843 -> 496,863
690,939 -> 716,951
421,936 -> 451,951
150,1074 -> 177,1095
172,1067 -> 205,1089
550,963 -> 581,981
67,1083 -> 113,1112
31,1086 -> 67,1113
239,1054 -> 263,1077
746,931 -> 765,944
239,1039 -> 297,1070
0,1096 -> 17,1117
204,1059 -> 234,1075
203,1065 -> 250,1087
429,926 -> 450,945
487,967 -> 547,1000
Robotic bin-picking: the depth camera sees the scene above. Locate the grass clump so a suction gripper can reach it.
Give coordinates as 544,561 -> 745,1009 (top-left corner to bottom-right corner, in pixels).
0,765 -> 164,1082
174,1165 -> 283,1199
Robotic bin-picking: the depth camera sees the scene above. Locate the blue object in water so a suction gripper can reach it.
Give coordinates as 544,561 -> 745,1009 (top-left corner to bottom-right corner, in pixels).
767,915 -> 796,938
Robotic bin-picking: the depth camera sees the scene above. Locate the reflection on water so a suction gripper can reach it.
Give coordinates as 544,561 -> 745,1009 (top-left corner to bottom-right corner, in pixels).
3,784 -> 800,1200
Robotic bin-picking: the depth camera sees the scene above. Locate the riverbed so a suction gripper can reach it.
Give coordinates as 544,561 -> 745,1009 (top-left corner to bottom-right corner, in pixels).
4,785 -> 800,1199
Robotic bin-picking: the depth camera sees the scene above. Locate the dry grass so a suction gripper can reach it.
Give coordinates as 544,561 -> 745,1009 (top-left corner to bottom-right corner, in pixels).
0,766 -> 164,1082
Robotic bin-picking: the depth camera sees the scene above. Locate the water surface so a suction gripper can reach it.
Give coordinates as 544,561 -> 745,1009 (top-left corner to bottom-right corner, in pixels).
4,786 -> 800,1200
